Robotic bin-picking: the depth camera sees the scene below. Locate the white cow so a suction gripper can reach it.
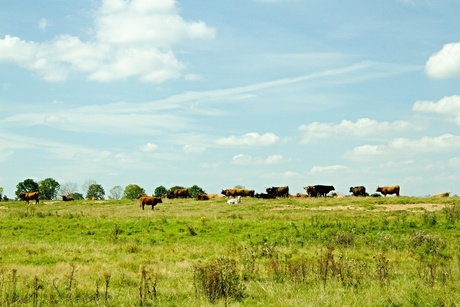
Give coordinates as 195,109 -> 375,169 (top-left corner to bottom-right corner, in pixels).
227,196 -> 241,205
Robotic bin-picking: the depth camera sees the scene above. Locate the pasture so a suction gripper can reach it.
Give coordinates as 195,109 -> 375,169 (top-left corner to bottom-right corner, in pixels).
0,196 -> 459,306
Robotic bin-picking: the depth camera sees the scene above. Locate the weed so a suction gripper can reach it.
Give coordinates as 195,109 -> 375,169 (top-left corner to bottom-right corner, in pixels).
422,211 -> 438,227
187,225 -> 198,236
409,231 -> 449,285
110,223 -> 122,242
373,253 -> 390,285
334,231 -> 354,247
443,204 -> 460,224
139,266 -> 158,306
193,257 -> 244,303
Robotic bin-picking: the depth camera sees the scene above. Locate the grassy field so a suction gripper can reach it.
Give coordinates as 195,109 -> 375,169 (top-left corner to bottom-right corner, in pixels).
0,196 -> 459,306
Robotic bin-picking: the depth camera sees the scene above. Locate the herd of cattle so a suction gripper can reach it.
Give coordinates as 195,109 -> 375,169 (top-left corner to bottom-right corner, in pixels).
16,184 -> 452,210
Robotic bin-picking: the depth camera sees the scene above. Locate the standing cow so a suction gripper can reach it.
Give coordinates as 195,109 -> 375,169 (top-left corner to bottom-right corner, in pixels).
221,188 -> 254,198
18,192 -> 39,205
304,185 -> 334,197
266,186 -> 289,198
349,186 -> 366,197
167,188 -> 189,199
137,194 -> 162,210
376,185 -> 400,197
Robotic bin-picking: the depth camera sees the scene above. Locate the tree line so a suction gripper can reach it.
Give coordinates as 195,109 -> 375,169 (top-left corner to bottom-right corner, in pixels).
0,178 -> 206,201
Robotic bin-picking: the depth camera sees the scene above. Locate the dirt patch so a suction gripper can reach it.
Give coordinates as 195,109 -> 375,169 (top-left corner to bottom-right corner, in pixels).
375,203 -> 447,212
272,203 -> 448,212
309,203 -> 447,212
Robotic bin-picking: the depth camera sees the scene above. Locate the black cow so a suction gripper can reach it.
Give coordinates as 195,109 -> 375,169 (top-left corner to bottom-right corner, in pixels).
303,185 -> 334,197
255,193 -> 276,199
349,186 -> 366,197
265,186 -> 289,198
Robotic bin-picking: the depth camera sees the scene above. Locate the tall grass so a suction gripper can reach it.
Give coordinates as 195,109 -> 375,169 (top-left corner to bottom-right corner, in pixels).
0,197 -> 459,305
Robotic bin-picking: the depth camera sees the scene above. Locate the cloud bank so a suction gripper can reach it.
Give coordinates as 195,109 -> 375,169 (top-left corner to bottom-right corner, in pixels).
0,0 -> 216,82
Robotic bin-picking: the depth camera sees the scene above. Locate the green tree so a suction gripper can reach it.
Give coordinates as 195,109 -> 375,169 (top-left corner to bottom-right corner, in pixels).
87,184 -> 105,200
154,185 -> 168,197
71,193 -> 84,200
15,179 -> 39,198
82,179 -> 97,197
123,184 -> 145,200
109,185 -> 124,200
0,187 -> 3,200
39,178 -> 60,200
188,184 -> 206,198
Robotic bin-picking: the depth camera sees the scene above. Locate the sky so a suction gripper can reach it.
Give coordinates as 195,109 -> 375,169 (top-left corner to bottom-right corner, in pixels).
1,0 -> 460,198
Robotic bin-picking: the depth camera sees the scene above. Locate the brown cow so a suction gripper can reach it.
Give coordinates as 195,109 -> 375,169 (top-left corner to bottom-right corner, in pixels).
138,195 -> 162,210
293,193 -> 309,198
433,192 -> 450,197
266,186 -> 289,198
167,188 -> 189,199
197,194 -> 210,201
221,189 -> 253,198
18,192 -> 39,205
61,195 -> 74,201
376,185 -> 400,197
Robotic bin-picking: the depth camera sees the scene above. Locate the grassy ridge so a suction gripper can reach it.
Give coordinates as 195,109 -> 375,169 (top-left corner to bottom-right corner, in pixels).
0,197 -> 459,306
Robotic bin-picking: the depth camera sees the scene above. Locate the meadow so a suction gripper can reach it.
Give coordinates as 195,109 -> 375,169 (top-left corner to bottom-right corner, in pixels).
0,196 -> 459,306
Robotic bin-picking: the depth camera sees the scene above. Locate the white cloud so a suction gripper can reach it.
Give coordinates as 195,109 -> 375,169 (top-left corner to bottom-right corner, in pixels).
232,154 -> 284,165
217,132 -> 279,146
140,143 -> 158,152
310,165 -> 348,174
390,134 -> 460,151
0,0 -> 216,83
2,101 -> 188,135
425,42 -> 460,79
299,118 -> 415,143
413,95 -> 460,125
183,144 -> 205,155
344,144 -> 384,160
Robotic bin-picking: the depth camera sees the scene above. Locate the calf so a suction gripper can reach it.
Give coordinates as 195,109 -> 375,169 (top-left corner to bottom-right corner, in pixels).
227,196 -> 241,205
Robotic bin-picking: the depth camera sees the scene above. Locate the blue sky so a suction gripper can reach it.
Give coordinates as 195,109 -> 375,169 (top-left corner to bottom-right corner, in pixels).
1,0 -> 460,198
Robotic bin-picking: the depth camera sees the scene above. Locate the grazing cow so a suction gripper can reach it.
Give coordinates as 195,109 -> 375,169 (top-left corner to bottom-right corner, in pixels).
255,193 -> 276,199
221,189 -> 254,198
138,195 -> 162,210
61,195 -> 74,201
167,188 -> 189,199
349,186 -> 366,197
227,196 -> 241,205
376,185 -> 400,197
266,186 -> 289,198
18,192 -> 39,205
197,194 -> 210,201
433,192 -> 450,198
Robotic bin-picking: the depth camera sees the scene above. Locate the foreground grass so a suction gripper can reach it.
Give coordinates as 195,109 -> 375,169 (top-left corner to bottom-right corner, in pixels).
0,196 -> 459,306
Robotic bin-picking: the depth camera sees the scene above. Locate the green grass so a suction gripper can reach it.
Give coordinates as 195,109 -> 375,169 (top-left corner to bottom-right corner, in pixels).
0,197 -> 459,305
